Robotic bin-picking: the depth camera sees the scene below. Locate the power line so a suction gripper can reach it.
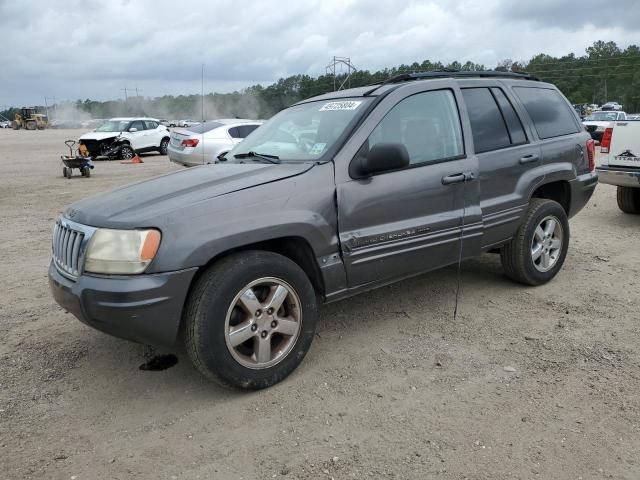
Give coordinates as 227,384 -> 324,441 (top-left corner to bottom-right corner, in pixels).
528,63 -> 640,74
536,72 -> 640,79
515,54 -> 640,67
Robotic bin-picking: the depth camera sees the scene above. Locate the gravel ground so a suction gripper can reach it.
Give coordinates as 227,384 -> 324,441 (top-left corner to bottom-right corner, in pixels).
1,128 -> 639,480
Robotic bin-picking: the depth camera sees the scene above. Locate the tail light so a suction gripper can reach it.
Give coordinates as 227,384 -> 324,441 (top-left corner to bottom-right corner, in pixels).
586,138 -> 595,171
181,138 -> 199,147
600,127 -> 613,154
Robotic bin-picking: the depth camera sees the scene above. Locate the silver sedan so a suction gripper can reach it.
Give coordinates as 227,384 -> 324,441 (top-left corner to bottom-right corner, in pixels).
168,119 -> 263,167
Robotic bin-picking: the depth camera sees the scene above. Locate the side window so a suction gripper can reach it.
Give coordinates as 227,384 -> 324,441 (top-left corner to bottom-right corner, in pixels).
367,89 -> 464,165
461,88 -> 511,153
239,124 -> 260,137
513,87 -> 581,139
490,88 -> 527,145
129,120 -> 144,131
228,127 -> 242,139
143,120 -> 158,130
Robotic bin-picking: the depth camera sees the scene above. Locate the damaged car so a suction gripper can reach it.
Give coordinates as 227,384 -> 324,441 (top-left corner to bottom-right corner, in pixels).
78,117 -> 170,160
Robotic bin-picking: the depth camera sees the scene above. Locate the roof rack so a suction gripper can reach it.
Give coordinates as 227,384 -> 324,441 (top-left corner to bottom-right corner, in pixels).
382,69 -> 540,84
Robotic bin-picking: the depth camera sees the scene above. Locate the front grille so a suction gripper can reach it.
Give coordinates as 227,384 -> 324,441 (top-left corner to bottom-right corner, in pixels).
52,221 -> 85,278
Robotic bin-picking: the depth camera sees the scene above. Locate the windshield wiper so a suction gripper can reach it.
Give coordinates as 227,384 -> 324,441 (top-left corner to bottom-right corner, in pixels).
233,151 -> 281,164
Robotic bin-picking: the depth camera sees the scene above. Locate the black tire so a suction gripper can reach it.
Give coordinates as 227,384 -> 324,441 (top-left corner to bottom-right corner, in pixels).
82,166 -> 91,178
183,251 -> 318,389
62,166 -> 70,178
120,145 -> 134,160
500,198 -> 570,286
616,186 -> 640,214
159,138 -> 169,155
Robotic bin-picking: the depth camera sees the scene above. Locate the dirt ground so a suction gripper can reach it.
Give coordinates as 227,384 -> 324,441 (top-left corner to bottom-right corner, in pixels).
1,128 -> 639,480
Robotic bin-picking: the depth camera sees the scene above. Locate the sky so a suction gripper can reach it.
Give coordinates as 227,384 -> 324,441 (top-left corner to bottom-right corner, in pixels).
1,0 -> 639,106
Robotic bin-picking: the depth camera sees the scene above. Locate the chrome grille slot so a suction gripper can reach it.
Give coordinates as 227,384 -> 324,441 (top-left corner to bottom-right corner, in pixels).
52,221 -> 85,279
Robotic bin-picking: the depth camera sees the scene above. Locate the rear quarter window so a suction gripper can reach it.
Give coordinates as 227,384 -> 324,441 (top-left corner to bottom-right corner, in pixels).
513,87 -> 580,139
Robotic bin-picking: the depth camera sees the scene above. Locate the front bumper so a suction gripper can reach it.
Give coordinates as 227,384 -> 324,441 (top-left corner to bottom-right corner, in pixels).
596,167 -> 640,188
568,171 -> 598,218
49,261 -> 197,347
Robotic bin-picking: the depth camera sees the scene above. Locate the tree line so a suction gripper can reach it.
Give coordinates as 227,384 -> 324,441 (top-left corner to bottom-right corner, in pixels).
2,40 -> 639,123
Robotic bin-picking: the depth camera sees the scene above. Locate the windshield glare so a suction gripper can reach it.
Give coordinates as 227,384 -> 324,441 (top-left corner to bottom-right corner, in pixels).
96,120 -> 131,132
228,98 -> 371,161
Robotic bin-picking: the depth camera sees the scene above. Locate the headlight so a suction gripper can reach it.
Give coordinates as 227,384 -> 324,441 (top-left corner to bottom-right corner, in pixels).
84,228 -> 161,274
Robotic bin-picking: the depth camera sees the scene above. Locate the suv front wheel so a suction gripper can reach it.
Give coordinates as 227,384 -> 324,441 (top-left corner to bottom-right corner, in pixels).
500,198 -> 570,286
183,251 -> 318,389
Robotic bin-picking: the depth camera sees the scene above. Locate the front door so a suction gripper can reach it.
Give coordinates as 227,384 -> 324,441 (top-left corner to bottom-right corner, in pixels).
127,120 -> 146,150
336,87 -> 480,288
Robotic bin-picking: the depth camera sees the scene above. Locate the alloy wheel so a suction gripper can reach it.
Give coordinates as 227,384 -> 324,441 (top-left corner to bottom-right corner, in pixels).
224,277 -> 302,369
531,215 -> 563,272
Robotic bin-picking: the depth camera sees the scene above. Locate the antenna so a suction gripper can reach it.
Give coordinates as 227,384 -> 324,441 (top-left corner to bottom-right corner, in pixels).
453,172 -> 473,321
201,63 -> 205,166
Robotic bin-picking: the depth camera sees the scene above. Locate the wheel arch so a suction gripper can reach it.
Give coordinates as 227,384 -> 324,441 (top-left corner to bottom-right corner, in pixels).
531,180 -> 571,215
188,235 -> 326,298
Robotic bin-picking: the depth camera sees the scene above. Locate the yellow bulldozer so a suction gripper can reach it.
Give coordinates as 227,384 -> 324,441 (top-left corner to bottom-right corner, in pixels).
12,107 -> 49,130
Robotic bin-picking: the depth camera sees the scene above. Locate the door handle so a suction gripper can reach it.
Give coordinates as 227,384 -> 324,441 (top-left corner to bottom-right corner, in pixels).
519,154 -> 540,164
442,172 -> 475,185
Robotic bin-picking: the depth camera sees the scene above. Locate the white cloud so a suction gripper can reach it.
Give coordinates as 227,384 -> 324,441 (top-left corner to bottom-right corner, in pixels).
0,0 -> 638,106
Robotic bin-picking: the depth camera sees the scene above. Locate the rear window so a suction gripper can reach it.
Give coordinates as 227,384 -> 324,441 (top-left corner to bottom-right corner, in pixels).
238,124 -> 260,137
188,121 -> 223,134
513,87 -> 581,139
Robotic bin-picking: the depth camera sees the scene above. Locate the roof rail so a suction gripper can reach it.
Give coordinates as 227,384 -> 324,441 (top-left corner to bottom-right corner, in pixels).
382,69 -> 540,84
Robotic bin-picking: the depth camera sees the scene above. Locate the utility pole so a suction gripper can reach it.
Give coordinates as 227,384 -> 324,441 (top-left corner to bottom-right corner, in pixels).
325,56 -> 356,91
121,88 -> 129,103
201,64 -> 205,123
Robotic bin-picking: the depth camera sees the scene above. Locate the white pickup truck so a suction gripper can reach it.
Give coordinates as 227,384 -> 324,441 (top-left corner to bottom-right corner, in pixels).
596,120 -> 640,213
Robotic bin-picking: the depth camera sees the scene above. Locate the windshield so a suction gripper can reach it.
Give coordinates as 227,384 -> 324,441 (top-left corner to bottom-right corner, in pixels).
96,120 -> 131,132
586,112 -> 618,121
228,98 -> 372,161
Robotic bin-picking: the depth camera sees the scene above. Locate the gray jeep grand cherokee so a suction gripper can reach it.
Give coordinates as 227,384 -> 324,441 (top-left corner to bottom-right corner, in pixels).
49,71 -> 598,389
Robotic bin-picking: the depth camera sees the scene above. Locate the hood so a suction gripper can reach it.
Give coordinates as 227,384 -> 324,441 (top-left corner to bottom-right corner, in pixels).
79,131 -> 122,141
64,162 -> 315,227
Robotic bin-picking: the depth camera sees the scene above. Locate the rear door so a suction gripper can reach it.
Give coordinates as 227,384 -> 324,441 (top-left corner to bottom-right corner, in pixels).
143,120 -> 162,148
460,84 -> 541,248
335,83 -> 481,288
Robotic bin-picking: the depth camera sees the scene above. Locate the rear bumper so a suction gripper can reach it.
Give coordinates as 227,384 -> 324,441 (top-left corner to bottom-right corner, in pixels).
167,148 -> 204,167
49,261 -> 197,347
596,167 -> 640,188
568,171 -> 598,218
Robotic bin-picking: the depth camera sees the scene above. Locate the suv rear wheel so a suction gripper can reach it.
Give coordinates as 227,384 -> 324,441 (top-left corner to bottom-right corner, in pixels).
183,251 -> 317,389
616,186 -> 640,214
159,138 -> 169,155
500,198 -> 569,286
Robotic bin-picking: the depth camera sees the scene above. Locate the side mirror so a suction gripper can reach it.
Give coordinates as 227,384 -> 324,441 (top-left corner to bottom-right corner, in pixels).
352,143 -> 410,178
129,127 -> 137,132
217,151 -> 228,162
